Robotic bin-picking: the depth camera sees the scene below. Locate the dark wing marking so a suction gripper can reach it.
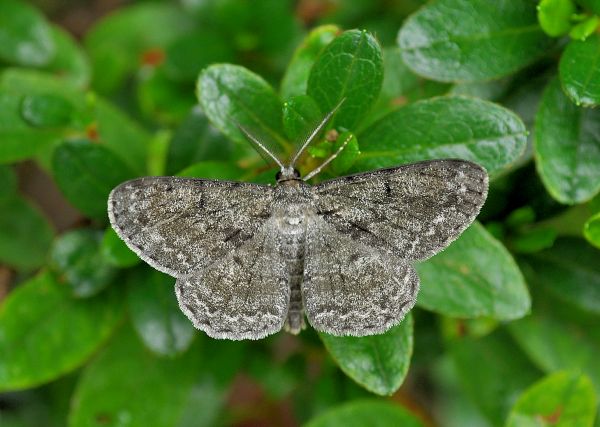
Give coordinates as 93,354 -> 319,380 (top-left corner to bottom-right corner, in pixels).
312,159 -> 488,261
175,219 -> 289,340
108,177 -> 274,277
303,216 -> 418,336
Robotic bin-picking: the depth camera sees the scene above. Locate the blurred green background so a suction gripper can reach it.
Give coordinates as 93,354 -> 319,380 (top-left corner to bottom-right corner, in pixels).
1,0 -> 600,426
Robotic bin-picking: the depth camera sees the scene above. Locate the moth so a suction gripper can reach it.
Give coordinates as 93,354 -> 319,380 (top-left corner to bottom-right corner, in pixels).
108,103 -> 488,340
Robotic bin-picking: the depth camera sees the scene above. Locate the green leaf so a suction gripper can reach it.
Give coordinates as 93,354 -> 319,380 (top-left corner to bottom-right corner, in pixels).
521,237 -> 600,315
127,268 -> 195,358
50,229 -> 117,298
584,211 -> 600,248
0,271 -> 123,391
305,399 -> 424,427
569,15 -> 600,41
507,371 -> 597,427
0,165 -> 17,199
69,325 -> 203,427
559,34 -> 600,107
398,0 -> 553,82
282,95 -> 322,142
177,161 -> 244,180
94,99 -> 151,175
164,30 -> 236,82
417,222 -> 530,320
0,195 -> 54,271
281,25 -> 340,99
44,25 -> 91,89
319,315 -> 413,396
355,96 -> 527,176
0,0 -> 55,66
508,309 -> 600,391
450,330 -> 541,425
52,140 -> 135,221
84,3 -> 192,93
20,94 -> 75,128
165,107 -> 237,175
307,29 -> 384,130
535,78 -> 600,204
537,0 -> 576,37
101,228 -> 141,268
197,64 -> 287,152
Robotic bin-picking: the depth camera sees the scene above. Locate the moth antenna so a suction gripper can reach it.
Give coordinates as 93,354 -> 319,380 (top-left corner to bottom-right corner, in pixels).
303,132 -> 353,181
237,123 -> 285,170
290,98 -> 345,168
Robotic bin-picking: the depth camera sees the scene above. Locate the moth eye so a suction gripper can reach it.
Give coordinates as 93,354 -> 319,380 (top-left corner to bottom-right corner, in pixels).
293,169 -> 301,178
275,171 -> 282,180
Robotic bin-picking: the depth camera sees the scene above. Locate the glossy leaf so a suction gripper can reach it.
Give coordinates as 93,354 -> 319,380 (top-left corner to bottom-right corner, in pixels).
127,268 -> 195,357
101,228 -> 140,268
282,95 -> 322,142
69,326 -> 203,427
584,211 -> 600,248
50,229 -> 117,298
450,330 -> 541,425
197,64 -> 287,151
280,25 -> 339,99
0,0 -> 55,66
177,161 -> 244,180
0,195 -> 54,271
307,29 -> 383,130
509,310 -> 600,391
537,0 -> 576,37
165,106 -> 237,175
44,25 -> 91,89
52,140 -> 135,221
398,0 -> 552,82
417,222 -> 530,320
355,96 -> 527,176
330,131 -> 360,175
559,34 -> 600,107
0,271 -> 123,391
506,371 -> 597,427
522,237 -> 600,315
305,399 -> 424,427
84,3 -> 192,93
320,315 -> 413,396
569,15 -> 599,41
535,78 -> 600,204
20,94 -> 75,128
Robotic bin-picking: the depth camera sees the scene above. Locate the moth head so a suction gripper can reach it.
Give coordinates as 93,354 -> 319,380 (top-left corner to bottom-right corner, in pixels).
276,167 -> 301,182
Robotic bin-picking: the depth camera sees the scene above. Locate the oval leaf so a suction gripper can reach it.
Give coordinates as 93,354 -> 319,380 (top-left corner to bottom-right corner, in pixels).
280,25 -> 340,99
21,93 -> 75,128
416,222 -> 530,320
355,96 -> 527,176
307,29 -> 383,130
197,64 -> 287,151
319,315 -> 413,396
507,371 -> 596,427
535,78 -> 600,204
305,400 -> 424,427
559,34 -> 600,107
52,140 -> 135,221
0,195 -> 54,271
127,268 -> 195,357
583,211 -> 600,249
522,237 -> 600,315
0,0 -> 55,66
50,228 -> 117,298
398,0 -> 552,82
0,271 -> 123,391
282,95 -> 322,142
69,326 -> 202,427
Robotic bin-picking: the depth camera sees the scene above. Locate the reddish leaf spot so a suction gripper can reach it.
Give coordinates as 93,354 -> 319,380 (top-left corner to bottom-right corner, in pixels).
141,48 -> 165,67
325,129 -> 339,142
538,405 -> 563,424
391,96 -> 408,107
86,123 -> 99,141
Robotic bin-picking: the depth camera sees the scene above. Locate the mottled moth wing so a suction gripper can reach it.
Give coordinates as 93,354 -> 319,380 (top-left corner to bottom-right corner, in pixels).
303,217 -> 419,336
176,217 -> 289,340
108,177 -> 275,277
312,159 -> 488,261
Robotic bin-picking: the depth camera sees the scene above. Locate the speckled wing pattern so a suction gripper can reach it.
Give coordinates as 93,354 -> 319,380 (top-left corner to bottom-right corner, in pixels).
303,159 -> 488,335
108,177 -> 275,277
